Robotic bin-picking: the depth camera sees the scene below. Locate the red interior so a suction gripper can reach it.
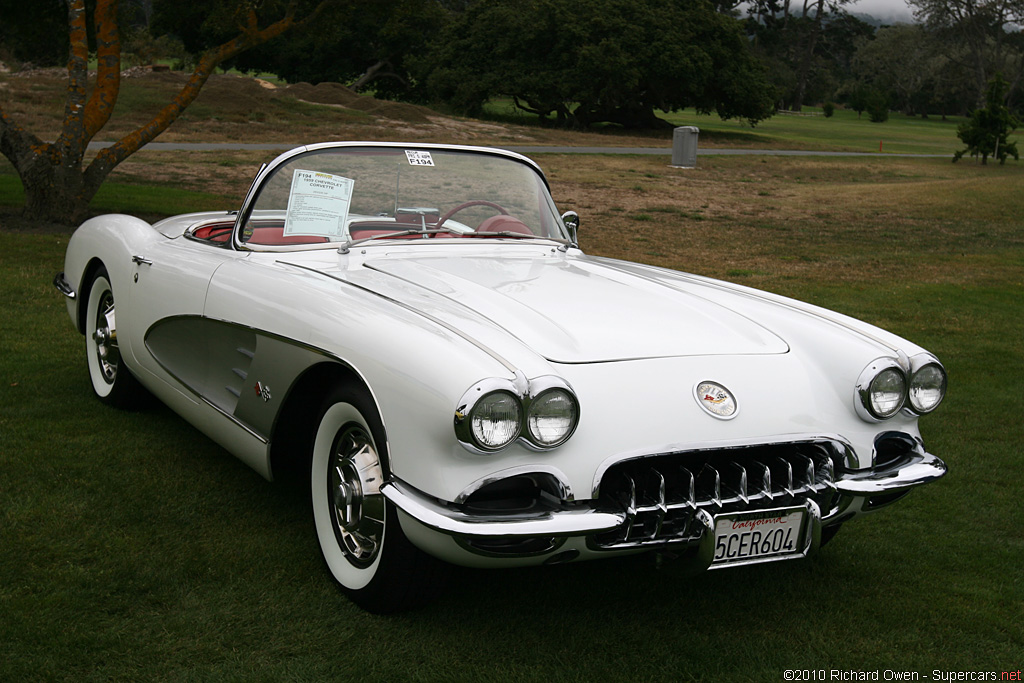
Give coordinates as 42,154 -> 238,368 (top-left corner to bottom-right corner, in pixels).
192,218 -> 535,245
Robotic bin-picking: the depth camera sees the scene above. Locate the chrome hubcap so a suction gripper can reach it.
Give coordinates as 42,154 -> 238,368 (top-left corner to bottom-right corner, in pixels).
92,292 -> 118,383
328,424 -> 385,567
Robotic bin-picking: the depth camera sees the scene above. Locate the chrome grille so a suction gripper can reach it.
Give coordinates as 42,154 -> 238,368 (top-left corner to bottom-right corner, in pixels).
593,441 -> 842,549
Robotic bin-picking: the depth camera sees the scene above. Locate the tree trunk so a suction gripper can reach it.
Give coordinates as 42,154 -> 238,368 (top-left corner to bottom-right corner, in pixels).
792,0 -> 825,112
19,154 -> 93,224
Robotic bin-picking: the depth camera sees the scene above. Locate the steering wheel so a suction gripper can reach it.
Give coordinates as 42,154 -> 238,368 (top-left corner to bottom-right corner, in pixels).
436,200 -> 509,235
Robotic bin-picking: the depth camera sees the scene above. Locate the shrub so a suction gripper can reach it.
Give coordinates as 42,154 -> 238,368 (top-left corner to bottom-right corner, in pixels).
867,91 -> 889,123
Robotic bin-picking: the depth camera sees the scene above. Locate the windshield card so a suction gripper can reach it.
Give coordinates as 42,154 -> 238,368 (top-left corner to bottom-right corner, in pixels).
405,150 -> 434,166
283,169 -> 354,237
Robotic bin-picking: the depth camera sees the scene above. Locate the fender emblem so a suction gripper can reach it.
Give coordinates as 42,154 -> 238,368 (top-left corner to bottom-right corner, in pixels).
254,382 -> 272,402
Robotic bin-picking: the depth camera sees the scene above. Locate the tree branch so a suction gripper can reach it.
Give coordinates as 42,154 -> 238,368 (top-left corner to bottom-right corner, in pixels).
0,104 -> 50,172
56,0 -> 90,160
85,0 -> 334,186
83,0 -> 122,140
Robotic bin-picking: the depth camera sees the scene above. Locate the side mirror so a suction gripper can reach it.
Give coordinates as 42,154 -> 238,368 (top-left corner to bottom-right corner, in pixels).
561,210 -> 579,245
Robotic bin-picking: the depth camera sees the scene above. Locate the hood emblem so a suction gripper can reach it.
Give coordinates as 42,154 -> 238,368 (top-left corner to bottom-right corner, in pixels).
694,381 -> 738,420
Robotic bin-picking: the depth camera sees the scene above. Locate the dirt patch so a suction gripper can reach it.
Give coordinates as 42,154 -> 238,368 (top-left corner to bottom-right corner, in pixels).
283,81 -> 434,124
0,68 -> 675,148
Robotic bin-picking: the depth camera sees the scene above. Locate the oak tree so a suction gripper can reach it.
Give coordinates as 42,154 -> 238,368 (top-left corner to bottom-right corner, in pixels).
423,0 -> 775,129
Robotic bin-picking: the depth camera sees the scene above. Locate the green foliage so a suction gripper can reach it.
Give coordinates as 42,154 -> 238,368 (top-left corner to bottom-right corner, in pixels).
822,101 -> 835,117
866,90 -> 889,122
953,74 -> 1021,165
421,0 -> 776,129
840,81 -> 871,118
0,0 -> 68,66
744,6 -> 875,111
218,0 -> 447,100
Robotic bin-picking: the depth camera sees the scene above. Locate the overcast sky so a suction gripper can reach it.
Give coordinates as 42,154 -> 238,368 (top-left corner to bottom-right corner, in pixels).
847,0 -> 915,21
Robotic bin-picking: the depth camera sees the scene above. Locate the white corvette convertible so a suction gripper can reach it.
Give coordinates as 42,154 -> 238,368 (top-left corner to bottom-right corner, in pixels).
55,142 -> 947,612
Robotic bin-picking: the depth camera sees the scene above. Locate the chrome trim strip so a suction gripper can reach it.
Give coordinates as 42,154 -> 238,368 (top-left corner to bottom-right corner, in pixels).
53,272 -> 76,300
182,217 -> 235,247
278,261 -> 521,374
381,479 -> 626,538
198,394 -> 269,445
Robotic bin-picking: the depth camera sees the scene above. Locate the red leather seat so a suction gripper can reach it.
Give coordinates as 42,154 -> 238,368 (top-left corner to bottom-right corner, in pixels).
476,215 -> 534,235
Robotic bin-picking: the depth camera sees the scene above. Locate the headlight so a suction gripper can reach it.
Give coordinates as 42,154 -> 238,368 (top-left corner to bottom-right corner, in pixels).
856,358 -> 907,422
469,391 -> 522,451
526,388 -> 579,448
455,376 -> 579,454
908,355 -> 947,414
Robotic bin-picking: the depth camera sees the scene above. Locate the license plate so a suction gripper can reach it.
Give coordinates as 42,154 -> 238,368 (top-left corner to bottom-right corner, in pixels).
711,507 -> 806,567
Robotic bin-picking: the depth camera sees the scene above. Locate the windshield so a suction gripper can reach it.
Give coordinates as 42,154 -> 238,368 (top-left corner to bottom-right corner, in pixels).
238,145 -> 566,248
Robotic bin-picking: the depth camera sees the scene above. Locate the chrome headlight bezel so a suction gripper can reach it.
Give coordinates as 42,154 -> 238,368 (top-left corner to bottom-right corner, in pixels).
455,376 -> 580,454
523,376 -> 580,450
855,358 -> 908,422
906,353 -> 947,415
455,378 -> 523,454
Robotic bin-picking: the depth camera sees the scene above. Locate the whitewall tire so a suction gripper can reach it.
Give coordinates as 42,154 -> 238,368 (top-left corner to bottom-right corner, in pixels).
310,386 -> 440,612
84,268 -> 143,407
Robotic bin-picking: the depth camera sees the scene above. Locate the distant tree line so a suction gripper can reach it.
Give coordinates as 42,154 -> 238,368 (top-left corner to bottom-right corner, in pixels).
2,0 -> 1022,127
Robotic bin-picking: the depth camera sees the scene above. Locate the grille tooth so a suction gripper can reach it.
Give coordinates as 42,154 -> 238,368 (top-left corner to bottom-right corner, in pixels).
772,456 -> 795,497
793,454 -> 815,492
678,466 -> 696,510
816,457 -> 836,491
751,460 -> 773,501
696,464 -> 722,509
723,461 -> 748,504
641,469 -> 668,539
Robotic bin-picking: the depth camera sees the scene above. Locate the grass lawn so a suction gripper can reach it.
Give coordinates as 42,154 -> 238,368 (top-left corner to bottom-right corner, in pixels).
2,148 -> 1022,680
483,97 -> 1019,157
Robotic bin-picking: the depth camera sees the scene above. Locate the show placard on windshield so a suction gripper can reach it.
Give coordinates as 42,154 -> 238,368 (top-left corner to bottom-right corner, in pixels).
283,169 -> 354,238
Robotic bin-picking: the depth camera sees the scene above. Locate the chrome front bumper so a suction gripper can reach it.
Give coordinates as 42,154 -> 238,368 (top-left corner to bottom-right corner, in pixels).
382,447 -> 946,544
53,272 -> 76,300
381,480 -> 627,537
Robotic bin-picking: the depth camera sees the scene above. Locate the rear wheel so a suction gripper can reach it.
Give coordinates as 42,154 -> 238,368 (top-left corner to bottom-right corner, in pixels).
310,385 -> 440,613
84,268 -> 144,408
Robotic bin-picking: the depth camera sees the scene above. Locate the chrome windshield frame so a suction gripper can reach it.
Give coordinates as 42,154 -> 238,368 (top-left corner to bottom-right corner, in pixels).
231,142 -> 555,252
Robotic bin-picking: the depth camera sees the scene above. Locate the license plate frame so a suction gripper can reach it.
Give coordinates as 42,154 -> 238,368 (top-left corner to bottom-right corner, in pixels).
710,506 -> 809,568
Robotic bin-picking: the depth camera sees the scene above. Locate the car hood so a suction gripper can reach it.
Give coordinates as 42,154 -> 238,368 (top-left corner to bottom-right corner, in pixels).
354,253 -> 789,363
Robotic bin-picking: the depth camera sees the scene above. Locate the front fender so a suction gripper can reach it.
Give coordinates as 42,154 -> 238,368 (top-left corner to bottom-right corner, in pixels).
62,214 -> 161,333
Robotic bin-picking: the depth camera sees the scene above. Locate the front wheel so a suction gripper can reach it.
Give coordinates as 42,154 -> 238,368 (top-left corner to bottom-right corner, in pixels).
84,268 -> 144,408
310,386 -> 441,613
